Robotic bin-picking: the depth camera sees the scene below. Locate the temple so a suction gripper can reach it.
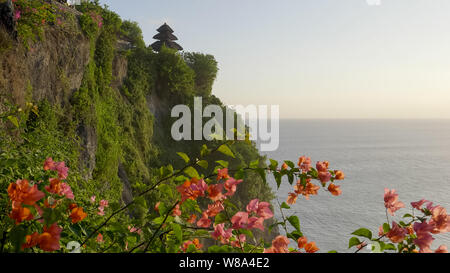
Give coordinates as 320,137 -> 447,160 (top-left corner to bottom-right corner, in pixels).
150,23 -> 183,52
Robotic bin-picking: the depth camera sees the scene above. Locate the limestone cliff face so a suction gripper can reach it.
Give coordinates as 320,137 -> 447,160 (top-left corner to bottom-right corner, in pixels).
0,21 -> 90,108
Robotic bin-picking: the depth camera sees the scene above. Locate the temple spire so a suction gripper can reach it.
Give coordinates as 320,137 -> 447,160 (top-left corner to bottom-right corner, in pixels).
151,23 -> 183,52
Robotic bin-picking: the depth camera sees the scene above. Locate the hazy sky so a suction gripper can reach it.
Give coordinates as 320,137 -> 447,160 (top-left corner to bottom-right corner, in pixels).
100,0 -> 450,119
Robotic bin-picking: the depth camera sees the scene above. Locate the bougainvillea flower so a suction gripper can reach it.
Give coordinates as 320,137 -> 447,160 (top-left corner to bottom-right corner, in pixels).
8,179 -> 44,206
207,183 -> 225,202
435,245 -> 448,253
298,156 -> 311,173
43,157 -> 55,171
70,206 -> 87,223
99,199 -> 109,207
22,232 -> 40,249
187,214 -> 197,224
386,222 -> 407,243
231,211 -> 249,229
384,188 -> 405,216
60,183 -> 74,199
217,168 -> 230,181
316,161 -> 329,172
9,204 -> 34,224
256,202 -> 273,219
97,233 -> 104,243
206,201 -> 224,218
90,195 -> 96,203
54,162 -> 68,180
318,171 -> 331,184
411,199 -> 428,210
211,223 -> 233,244
97,206 -> 105,216
154,202 -> 160,213
180,238 -> 203,252
294,182 -> 320,200
45,178 -> 62,195
246,199 -> 260,213
429,206 -> 450,234
231,234 -> 246,248
264,236 -> 290,253
334,170 -> 345,180
248,217 -> 265,231
281,163 -> 288,170
128,226 -> 142,235
172,204 -> 182,217
224,178 -> 243,197
413,221 -> 435,253
287,192 -> 298,205
39,223 -> 62,252
297,237 -> 308,249
177,178 -> 207,202
197,212 -> 212,228
328,183 -> 342,196
305,241 -> 319,253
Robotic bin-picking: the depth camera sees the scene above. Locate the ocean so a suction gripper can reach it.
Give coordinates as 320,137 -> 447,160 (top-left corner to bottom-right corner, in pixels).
260,119 -> 450,253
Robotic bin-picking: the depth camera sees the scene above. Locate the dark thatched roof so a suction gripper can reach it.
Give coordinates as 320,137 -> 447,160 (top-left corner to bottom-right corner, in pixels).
153,32 -> 178,41
150,41 -> 183,52
157,23 -> 174,33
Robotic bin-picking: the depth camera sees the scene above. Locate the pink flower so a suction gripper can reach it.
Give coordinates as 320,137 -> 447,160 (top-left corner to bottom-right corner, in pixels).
316,161 -> 329,172
90,195 -> 96,203
96,233 -> 104,243
128,226 -> 142,235
318,171 -> 331,183
43,157 -> 55,171
206,201 -> 224,218
411,199 -> 428,210
264,235 -> 290,253
197,212 -> 212,228
245,199 -> 273,219
14,10 -> 20,20
248,217 -> 265,231
386,222 -> 406,243
97,206 -> 105,216
231,234 -> 246,248
60,183 -> 74,199
99,199 -> 109,208
217,168 -> 230,181
384,188 -> 405,216
211,223 -> 233,244
435,245 -> 448,253
231,211 -> 249,229
429,206 -> 450,234
246,199 -> 259,213
224,178 -> 243,197
54,162 -> 68,180
172,204 -> 182,217
413,221 -> 435,253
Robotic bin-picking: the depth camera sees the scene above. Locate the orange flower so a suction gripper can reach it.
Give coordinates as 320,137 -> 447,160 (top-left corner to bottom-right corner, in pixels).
45,178 -> 62,195
39,223 -> 62,252
217,168 -> 230,181
328,183 -> 342,196
207,184 -> 225,202
304,241 -> 319,253
7,179 -> 44,206
22,232 -> 40,249
334,170 -> 345,180
294,181 -> 319,200
9,204 -> 34,224
187,214 -> 197,224
192,238 -> 203,249
69,206 -> 87,223
281,163 -> 288,170
287,193 -> 298,205
154,202 -> 160,213
297,236 -> 308,249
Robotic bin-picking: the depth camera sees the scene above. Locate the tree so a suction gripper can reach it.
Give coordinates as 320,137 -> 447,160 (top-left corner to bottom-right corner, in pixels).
183,52 -> 219,97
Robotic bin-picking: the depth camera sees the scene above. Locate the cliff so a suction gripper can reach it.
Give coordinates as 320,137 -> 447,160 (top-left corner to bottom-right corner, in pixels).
0,0 -> 277,246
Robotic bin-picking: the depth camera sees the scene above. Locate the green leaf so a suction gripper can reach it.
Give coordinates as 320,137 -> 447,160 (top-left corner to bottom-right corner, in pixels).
287,230 -> 303,241
215,160 -> 229,168
280,202 -> 291,209
238,228 -> 254,239
177,152 -> 190,163
172,223 -> 182,243
274,172 -> 282,189
217,144 -> 235,158
256,168 -> 266,183
284,160 -> 295,169
328,250 -> 338,253
351,228 -> 373,240
348,237 -> 361,248
269,159 -> 278,170
159,184 -> 173,199
403,213 -> 414,218
234,169 -> 244,180
197,160 -> 208,169
7,116 -> 19,128
287,215 -> 301,232
184,166 -> 200,178
214,213 -> 228,224
384,243 -> 396,250
249,159 -> 259,169
383,223 -> 391,233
